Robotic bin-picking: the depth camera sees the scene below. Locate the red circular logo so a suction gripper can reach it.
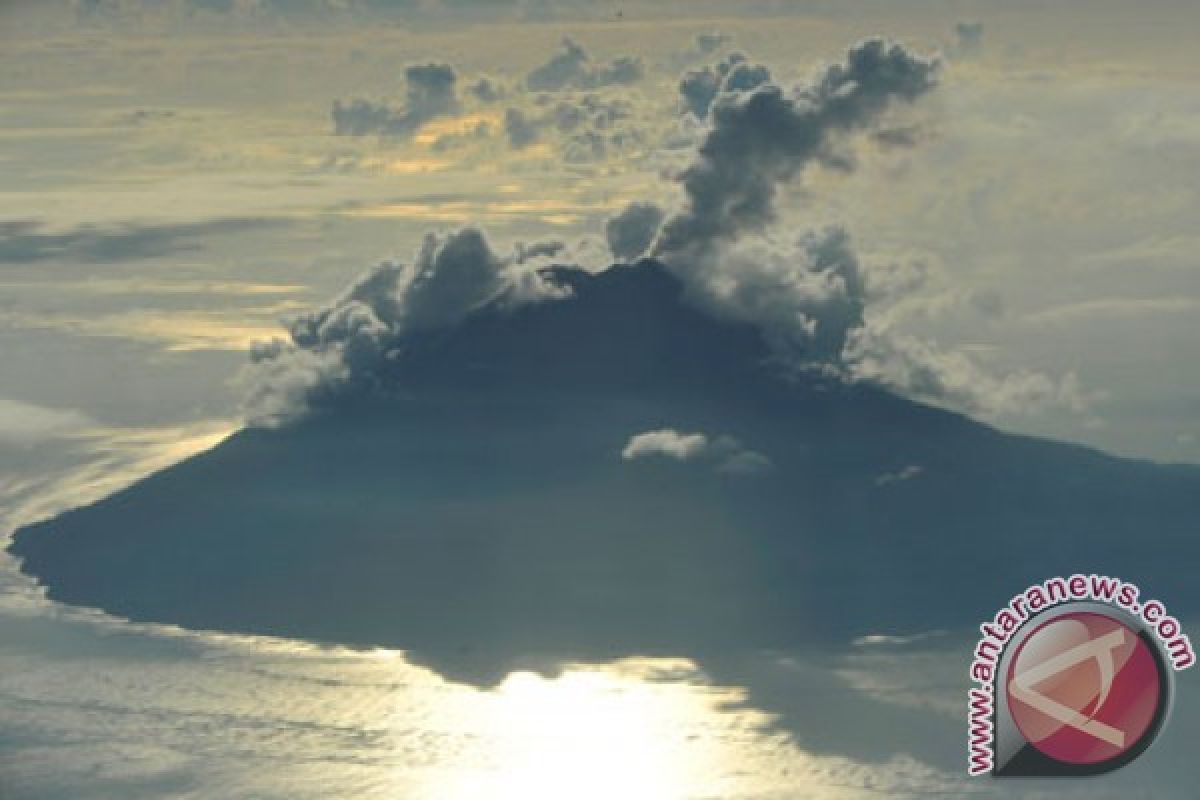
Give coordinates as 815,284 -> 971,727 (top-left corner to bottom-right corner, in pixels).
1006,611 -> 1163,765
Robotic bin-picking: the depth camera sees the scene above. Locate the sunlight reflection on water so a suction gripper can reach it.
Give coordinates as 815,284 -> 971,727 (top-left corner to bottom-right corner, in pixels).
0,605 -> 937,799
0,424 -> 963,800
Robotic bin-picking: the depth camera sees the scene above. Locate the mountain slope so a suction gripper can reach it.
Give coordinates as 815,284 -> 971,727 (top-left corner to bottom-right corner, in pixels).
10,260 -> 1199,684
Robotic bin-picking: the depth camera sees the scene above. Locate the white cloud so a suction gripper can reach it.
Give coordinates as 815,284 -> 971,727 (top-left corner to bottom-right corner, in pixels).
621,428 -> 708,461
621,429 -> 772,475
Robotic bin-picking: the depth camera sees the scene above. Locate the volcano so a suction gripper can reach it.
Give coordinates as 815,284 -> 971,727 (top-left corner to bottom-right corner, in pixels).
10,260 -> 1200,684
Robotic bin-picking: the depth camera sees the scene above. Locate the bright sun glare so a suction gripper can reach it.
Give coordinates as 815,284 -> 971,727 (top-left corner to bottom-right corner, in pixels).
422,663 -> 747,800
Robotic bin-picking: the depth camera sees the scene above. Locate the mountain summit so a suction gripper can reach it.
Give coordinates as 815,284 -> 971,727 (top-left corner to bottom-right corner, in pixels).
10,259 -> 1199,684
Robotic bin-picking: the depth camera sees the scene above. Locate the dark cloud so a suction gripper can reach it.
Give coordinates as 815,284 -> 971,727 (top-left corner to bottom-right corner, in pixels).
503,108 -> 539,149
679,53 -> 771,119
723,60 -> 772,93
553,101 -> 585,132
678,67 -> 720,120
332,63 -> 458,137
468,76 -> 503,103
403,63 -> 458,113
605,202 -> 664,261
0,217 -> 275,264
525,37 -> 644,91
656,39 -> 938,265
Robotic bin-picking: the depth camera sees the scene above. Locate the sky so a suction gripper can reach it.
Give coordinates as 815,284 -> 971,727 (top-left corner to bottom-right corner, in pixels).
2,1 -> 1200,797
0,0 -> 1197,461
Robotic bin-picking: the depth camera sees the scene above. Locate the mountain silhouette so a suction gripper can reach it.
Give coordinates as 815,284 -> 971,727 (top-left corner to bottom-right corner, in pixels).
10,260 -> 1200,692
